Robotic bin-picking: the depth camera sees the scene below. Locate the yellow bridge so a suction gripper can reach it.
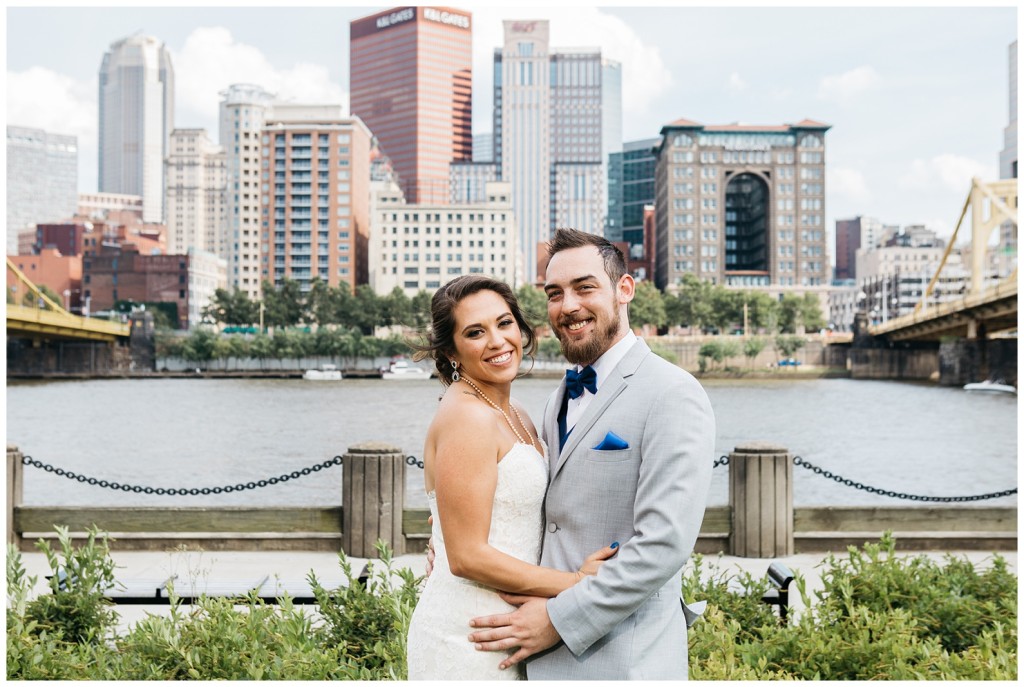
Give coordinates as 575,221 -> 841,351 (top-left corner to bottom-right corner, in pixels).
866,178 -> 1017,343
6,257 -> 129,342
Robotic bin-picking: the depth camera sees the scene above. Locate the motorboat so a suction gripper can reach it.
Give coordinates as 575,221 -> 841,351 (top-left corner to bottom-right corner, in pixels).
303,364 -> 342,381
381,359 -> 432,380
963,379 -> 1016,395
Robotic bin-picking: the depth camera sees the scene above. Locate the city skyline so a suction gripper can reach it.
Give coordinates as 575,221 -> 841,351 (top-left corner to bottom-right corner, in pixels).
6,3 -> 1017,256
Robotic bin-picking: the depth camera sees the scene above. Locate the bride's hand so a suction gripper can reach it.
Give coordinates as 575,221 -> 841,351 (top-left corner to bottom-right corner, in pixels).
575,542 -> 620,580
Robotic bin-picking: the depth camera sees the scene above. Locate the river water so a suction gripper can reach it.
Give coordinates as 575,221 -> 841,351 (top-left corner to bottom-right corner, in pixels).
5,376 -> 1018,509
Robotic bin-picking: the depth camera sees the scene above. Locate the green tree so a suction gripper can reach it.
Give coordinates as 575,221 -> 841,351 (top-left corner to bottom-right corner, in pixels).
515,284 -> 548,329
629,281 -> 667,329
249,332 -> 273,368
305,279 -> 337,327
262,279 -> 304,328
743,336 -> 767,368
671,274 -> 714,332
719,339 -> 741,368
409,289 -> 433,330
745,292 -> 778,333
774,334 -> 806,360
350,285 -> 382,335
381,286 -> 413,328
708,286 -> 743,333
777,294 -> 802,333
800,293 -> 826,332
181,328 -> 219,364
202,288 -> 258,326
698,341 -> 725,370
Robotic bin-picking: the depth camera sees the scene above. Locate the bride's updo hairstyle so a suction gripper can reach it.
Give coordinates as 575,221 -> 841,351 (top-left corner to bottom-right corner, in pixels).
414,275 -> 537,386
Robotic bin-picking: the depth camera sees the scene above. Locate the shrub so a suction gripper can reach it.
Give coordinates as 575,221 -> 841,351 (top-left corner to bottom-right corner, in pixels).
683,532 -> 1017,680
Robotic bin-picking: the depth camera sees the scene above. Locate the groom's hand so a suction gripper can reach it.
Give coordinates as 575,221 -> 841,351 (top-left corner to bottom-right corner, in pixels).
468,594 -> 560,670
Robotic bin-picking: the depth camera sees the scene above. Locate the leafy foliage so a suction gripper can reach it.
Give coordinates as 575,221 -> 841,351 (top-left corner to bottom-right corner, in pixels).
684,533 -> 1017,680
7,530 -> 1013,680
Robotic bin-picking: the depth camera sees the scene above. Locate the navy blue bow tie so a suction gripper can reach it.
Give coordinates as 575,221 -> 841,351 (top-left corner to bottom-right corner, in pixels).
565,365 -> 598,400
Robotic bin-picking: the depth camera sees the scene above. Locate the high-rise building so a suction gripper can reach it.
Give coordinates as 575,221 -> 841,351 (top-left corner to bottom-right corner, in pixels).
473,133 -> 494,163
834,215 -> 885,282
165,129 -> 227,256
653,118 -> 831,291
997,40 -> 1017,277
6,126 -> 78,254
262,105 -> 372,291
607,137 -> 659,248
369,179 -> 517,295
219,83 -> 275,300
98,34 -> 174,223
350,6 -> 473,205
494,20 -> 622,281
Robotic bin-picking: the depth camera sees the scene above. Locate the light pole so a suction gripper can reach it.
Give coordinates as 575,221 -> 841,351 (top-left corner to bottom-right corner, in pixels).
63,288 -> 71,311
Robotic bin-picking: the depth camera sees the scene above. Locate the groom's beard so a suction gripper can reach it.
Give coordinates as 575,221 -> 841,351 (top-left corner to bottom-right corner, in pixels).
556,303 -> 621,366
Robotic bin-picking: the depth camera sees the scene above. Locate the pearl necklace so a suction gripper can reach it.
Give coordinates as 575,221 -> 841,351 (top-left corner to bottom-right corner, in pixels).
460,376 -> 540,452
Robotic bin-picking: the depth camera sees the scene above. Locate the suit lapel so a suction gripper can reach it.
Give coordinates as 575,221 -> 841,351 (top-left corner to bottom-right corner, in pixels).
550,339 -> 650,481
544,379 -> 567,478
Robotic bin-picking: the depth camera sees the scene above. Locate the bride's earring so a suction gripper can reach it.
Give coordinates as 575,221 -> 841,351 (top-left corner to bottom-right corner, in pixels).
450,359 -> 460,382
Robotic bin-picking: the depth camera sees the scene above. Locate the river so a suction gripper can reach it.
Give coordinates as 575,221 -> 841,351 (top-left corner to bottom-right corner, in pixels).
5,376 -> 1018,509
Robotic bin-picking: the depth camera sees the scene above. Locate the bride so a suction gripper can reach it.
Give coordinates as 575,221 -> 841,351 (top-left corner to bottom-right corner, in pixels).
406,275 -> 615,680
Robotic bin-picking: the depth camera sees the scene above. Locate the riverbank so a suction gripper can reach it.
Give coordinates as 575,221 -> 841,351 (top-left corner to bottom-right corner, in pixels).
7,365 -> 855,381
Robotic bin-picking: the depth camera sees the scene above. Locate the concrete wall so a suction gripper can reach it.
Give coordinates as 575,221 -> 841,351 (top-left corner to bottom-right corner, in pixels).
7,339 -> 132,375
940,338 -> 1018,386
849,348 -> 939,380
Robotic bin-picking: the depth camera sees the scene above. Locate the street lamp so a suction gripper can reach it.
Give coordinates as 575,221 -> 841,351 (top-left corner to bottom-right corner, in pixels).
63,289 -> 71,311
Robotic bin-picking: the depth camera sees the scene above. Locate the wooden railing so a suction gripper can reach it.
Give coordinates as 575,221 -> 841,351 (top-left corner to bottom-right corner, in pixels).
7,444 -> 1016,557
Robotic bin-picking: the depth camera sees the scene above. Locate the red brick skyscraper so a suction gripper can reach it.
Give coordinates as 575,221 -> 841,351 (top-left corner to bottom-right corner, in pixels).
350,7 -> 472,204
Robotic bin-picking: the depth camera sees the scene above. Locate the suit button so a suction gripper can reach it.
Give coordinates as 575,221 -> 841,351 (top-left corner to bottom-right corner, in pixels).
547,523 -> 558,533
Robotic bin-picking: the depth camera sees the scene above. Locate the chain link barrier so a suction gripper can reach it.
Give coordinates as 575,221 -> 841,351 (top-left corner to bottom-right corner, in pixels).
24,452 -> 1014,503
20,454 -> 343,496
792,455 -> 1017,503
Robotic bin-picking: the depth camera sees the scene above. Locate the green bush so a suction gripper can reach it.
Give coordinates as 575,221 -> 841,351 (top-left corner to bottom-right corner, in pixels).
683,532 -> 1017,680
7,530 -> 1015,680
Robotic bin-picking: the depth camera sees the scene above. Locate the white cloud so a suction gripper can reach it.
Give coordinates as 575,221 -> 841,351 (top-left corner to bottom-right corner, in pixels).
899,154 -> 996,193
171,26 -> 348,127
6,66 -> 96,144
727,72 -> 747,94
817,65 -> 879,105
469,7 -> 673,131
830,167 -> 871,203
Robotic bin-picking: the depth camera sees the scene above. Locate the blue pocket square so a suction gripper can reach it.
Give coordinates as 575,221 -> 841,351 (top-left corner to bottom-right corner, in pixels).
594,431 -> 629,450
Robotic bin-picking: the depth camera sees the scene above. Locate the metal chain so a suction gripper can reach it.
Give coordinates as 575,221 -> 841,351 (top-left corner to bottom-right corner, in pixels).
792,455 -> 1017,502
20,454 -> 343,496
407,454 -> 730,470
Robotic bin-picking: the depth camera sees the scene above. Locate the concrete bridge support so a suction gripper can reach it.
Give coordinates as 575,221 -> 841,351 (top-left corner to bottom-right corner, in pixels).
939,337 -> 1017,387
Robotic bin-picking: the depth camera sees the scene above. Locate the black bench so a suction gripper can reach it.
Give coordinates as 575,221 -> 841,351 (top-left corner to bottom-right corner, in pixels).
759,562 -> 795,624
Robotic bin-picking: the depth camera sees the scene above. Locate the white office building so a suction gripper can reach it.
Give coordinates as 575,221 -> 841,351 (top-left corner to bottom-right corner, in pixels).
6,126 -> 78,254
370,180 -> 518,295
218,83 -> 275,300
165,129 -> 227,256
98,34 -> 174,223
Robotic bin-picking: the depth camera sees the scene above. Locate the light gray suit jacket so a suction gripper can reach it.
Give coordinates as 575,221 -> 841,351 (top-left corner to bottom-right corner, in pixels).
527,338 -> 715,680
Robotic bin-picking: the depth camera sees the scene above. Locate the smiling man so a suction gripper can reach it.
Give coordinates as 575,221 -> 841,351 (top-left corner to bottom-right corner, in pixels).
467,228 -> 716,680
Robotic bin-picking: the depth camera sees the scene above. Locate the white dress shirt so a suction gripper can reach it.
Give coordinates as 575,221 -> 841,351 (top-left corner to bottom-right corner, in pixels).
565,330 -> 637,432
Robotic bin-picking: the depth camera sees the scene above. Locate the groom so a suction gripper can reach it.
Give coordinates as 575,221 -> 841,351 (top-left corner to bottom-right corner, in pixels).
467,228 -> 715,679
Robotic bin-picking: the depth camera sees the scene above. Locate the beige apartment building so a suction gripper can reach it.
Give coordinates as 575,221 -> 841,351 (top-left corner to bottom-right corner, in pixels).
164,128 -> 227,256
654,119 -> 831,292
262,106 -> 372,291
369,180 -> 517,296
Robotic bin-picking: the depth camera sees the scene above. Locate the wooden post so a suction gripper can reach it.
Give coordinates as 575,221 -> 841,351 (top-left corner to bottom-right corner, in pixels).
7,445 -> 24,549
342,442 -> 406,558
729,442 -> 794,558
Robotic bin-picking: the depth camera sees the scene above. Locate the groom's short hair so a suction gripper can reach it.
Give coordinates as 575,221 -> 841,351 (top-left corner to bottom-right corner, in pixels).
547,228 -> 626,285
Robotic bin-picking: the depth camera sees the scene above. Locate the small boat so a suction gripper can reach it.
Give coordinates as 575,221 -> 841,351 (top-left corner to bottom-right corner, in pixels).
381,359 -> 432,380
963,379 -> 1016,395
303,364 -> 342,381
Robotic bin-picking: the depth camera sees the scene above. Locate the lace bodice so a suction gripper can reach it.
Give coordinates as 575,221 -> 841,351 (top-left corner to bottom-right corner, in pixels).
408,442 -> 548,680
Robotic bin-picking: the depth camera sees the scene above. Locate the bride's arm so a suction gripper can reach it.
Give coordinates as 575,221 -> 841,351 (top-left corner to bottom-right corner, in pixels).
433,404 -> 602,598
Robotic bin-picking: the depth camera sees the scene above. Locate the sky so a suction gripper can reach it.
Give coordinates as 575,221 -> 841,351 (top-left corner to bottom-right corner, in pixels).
5,1 -> 1018,258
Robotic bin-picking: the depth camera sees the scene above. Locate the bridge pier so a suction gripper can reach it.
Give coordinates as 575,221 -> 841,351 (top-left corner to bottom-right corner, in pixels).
939,336 -> 1017,387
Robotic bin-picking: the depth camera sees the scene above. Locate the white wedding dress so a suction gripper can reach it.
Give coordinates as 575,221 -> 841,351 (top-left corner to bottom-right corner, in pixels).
407,442 -> 548,680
